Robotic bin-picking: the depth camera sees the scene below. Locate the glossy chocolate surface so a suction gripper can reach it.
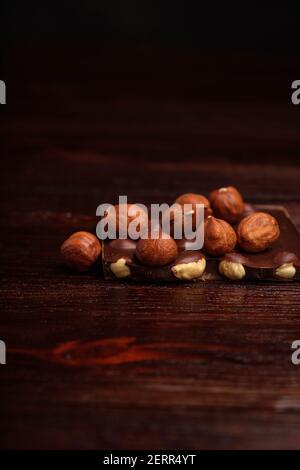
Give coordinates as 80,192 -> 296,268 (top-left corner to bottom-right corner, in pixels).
104,238 -> 137,263
102,205 -> 300,282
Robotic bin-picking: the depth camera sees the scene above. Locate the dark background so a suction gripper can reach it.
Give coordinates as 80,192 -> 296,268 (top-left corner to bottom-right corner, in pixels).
1,2 -> 300,451
2,2 -> 300,49
1,2 -> 300,173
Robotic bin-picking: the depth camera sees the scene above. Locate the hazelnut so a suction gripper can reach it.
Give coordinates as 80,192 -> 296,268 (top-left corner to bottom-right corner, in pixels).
210,186 -> 244,223
275,263 -> 296,280
61,231 -> 101,272
105,203 -> 148,235
136,233 -> 178,267
174,193 -> 212,228
237,212 -> 280,253
204,216 -> 237,256
219,260 -> 246,280
110,258 -> 131,278
172,258 -> 206,281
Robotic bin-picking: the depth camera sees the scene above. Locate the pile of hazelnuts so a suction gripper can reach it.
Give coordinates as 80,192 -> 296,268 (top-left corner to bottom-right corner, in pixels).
60,186 -> 280,273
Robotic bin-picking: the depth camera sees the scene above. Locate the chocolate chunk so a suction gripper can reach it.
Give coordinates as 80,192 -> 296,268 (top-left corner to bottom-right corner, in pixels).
224,252 -> 249,264
104,239 -> 136,262
102,205 -> 300,282
272,251 -> 299,267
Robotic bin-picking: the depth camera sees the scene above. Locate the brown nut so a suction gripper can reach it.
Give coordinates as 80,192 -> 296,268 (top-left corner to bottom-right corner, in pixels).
175,193 -> 212,223
204,216 -> 237,256
210,186 -> 244,223
136,233 -> 178,267
237,212 -> 280,253
105,203 -> 148,235
61,231 -> 102,272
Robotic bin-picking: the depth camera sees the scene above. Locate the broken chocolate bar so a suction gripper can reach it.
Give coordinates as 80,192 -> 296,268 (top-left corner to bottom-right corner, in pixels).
102,205 -> 300,282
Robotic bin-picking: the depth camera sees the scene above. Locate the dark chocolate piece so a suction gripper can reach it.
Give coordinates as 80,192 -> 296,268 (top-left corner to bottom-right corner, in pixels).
224,252 -> 249,264
104,239 -> 136,263
272,251 -> 299,267
102,205 -> 300,282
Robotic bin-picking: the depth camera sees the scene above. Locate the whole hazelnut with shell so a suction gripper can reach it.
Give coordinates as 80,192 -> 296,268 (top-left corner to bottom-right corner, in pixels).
61,231 -> 102,272
210,186 -> 244,224
175,193 -> 212,223
237,212 -> 280,253
204,216 -> 237,256
136,232 -> 178,267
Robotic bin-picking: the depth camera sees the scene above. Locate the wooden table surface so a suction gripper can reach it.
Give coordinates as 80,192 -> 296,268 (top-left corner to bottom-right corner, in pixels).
1,46 -> 300,449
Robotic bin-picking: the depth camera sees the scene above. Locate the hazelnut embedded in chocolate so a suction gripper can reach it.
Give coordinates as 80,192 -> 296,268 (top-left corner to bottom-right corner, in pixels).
273,251 -> 298,280
219,260 -> 246,280
275,264 -> 296,280
136,232 -> 178,267
171,252 -> 206,281
110,258 -> 131,278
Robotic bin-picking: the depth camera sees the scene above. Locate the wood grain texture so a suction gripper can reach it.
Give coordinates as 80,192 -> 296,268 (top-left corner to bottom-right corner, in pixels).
1,46 -> 300,450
